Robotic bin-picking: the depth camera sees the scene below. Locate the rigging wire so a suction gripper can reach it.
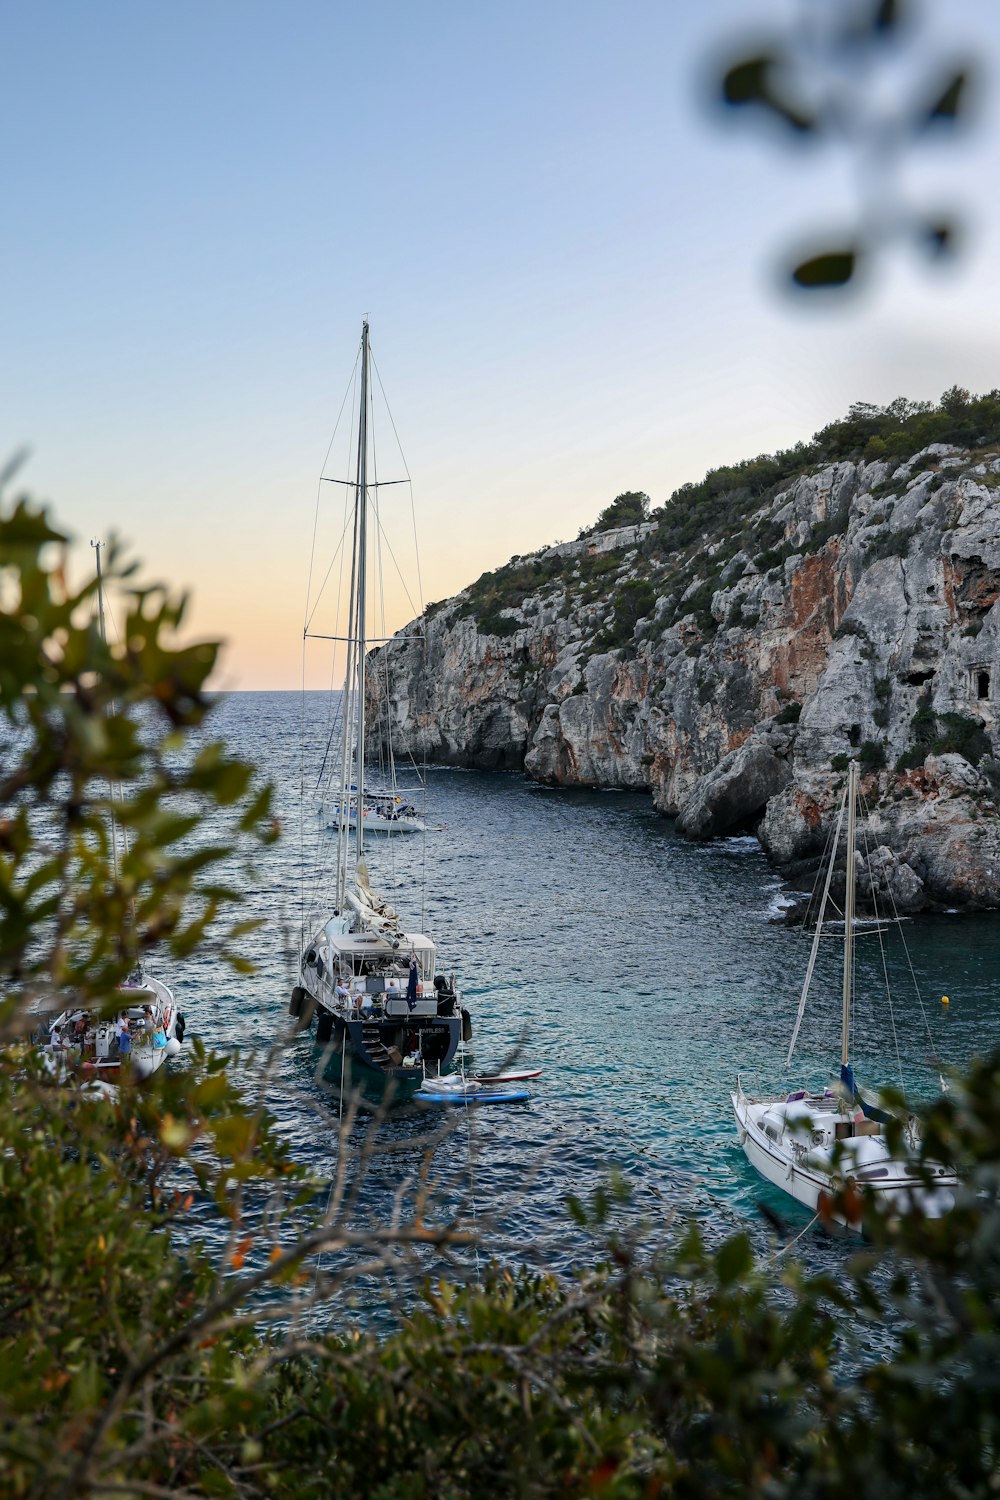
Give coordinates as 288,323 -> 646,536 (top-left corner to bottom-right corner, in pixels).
370,348 -> 424,613
856,787 -> 905,1095
302,346 -> 362,940
369,385 -> 399,888
857,783 -> 944,1092
783,796 -> 846,1070
304,362 -> 359,640
90,547 -> 138,917
304,346 -> 362,631
305,362 -> 364,929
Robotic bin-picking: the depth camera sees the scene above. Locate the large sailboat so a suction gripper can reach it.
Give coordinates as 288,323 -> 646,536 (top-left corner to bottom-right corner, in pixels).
732,760 -> 955,1225
290,320 -> 468,1102
41,541 -> 185,1084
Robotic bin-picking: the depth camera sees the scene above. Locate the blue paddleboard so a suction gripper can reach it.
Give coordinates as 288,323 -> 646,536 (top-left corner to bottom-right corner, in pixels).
414,1087 -> 530,1105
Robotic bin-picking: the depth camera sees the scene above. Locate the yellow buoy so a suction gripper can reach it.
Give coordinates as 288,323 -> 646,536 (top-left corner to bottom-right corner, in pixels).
942,994 -> 949,1006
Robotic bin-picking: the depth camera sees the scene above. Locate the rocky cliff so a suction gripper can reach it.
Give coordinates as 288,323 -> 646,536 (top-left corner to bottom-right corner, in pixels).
371,441 -> 1000,911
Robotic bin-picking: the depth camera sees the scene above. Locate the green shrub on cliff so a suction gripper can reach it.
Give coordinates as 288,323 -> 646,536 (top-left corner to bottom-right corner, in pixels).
578,490 -> 651,538
896,706 -> 992,771
457,552 -> 566,627
593,578 -> 657,649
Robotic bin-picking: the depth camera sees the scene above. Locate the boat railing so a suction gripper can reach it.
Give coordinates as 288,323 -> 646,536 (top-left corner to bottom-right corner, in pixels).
735,1072 -> 842,1113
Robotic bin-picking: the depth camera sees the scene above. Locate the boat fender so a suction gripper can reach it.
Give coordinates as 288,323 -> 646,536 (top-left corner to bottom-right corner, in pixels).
166,1037 -> 182,1057
461,1008 -> 473,1043
289,986 -> 306,1018
175,1014 -> 186,1043
316,1011 -> 334,1044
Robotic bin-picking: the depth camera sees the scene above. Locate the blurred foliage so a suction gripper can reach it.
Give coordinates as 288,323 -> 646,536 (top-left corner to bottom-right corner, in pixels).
717,0 -> 974,288
0,489 -> 278,1027
7,486 -> 1000,1497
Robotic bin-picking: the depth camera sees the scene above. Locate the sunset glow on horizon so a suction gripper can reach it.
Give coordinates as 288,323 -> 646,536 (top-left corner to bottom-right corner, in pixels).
5,1 -> 999,689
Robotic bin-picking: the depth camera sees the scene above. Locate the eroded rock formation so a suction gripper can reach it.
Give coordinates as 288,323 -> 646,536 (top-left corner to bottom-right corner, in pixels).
371,444 -> 1000,910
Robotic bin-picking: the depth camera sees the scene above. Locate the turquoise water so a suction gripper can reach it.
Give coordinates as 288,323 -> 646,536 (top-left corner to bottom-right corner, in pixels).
174,691 -> 1000,1278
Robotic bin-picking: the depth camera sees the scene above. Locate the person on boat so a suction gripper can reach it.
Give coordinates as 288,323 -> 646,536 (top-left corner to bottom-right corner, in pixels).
141,1005 -> 155,1042
152,1022 -> 167,1050
117,1011 -> 133,1063
336,977 -> 351,1008
406,957 -> 419,1008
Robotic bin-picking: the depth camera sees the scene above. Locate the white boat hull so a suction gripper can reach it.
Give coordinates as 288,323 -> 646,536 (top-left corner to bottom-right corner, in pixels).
732,1085 -> 955,1225
733,1091 -> 831,1213
329,809 -> 424,833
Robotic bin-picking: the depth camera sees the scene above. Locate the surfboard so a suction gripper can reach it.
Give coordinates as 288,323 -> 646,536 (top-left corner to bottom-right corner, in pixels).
473,1069 -> 542,1083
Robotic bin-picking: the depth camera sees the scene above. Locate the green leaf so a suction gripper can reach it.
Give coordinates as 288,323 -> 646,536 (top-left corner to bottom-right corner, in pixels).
925,69 -> 968,123
715,1233 -> 754,1286
722,54 -> 815,133
791,248 -> 858,288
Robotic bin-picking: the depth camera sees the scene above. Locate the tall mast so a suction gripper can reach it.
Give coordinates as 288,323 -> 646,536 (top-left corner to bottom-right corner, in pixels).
354,320 -> 370,868
91,540 -> 120,886
93,539 -> 109,647
841,758 -> 858,1069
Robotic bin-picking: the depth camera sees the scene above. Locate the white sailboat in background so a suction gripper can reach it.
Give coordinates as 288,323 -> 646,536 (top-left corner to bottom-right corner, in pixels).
290,320 -> 468,1102
317,779 -> 425,835
733,760 -> 955,1225
41,541 -> 185,1083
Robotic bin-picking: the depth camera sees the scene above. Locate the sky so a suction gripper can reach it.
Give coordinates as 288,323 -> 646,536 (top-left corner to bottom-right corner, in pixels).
3,0 -> 999,689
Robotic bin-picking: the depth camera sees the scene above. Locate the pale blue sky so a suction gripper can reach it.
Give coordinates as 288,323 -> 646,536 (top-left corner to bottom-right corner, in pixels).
3,1 -> 998,686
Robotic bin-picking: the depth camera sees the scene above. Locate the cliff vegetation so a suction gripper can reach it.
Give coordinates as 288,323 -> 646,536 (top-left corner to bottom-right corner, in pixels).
374,389 -> 1000,912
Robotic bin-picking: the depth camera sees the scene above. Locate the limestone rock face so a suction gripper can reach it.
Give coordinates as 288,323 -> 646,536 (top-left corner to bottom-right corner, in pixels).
371,444 -> 1000,910
675,721 -> 796,839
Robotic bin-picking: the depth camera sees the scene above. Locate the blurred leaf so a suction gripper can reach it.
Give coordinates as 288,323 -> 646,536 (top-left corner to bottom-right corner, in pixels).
791,248 -> 858,288
874,0 -> 906,31
923,69 -> 969,125
715,1233 -> 753,1286
722,53 -> 815,133
923,218 -> 958,257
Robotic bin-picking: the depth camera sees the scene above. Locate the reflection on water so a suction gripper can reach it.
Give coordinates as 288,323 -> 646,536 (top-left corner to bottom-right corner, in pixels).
172,692 -> 1000,1285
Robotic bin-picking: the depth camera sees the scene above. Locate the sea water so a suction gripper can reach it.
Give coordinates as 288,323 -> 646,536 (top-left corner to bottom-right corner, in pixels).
173,691 -> 1000,1283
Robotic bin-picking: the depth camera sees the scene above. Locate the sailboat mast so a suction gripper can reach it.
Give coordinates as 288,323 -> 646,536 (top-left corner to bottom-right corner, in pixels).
91,539 -> 121,887
93,539 -> 108,646
355,319 -> 370,868
841,759 -> 858,1068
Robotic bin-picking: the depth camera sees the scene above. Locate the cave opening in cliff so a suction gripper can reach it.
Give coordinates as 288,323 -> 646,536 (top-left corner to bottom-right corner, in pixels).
848,724 -> 861,747
977,669 -> 991,700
